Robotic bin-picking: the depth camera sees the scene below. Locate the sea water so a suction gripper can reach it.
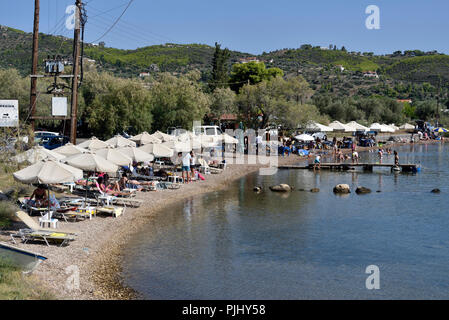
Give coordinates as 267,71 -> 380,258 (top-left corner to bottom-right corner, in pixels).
122,143 -> 449,299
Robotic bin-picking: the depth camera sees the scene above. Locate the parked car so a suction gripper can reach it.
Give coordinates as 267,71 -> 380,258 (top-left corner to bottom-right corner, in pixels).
38,135 -> 69,150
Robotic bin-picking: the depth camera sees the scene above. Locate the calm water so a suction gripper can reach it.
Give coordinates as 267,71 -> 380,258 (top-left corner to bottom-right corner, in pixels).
122,143 -> 449,299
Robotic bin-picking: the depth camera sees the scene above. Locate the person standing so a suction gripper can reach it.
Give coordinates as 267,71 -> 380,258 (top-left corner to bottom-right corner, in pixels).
394,150 -> 399,165
182,152 -> 192,183
190,151 -> 196,179
378,148 -> 383,164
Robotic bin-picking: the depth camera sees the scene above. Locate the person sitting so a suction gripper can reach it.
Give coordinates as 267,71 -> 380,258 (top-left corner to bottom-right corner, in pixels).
118,173 -> 156,190
96,176 -> 131,196
29,184 -> 48,207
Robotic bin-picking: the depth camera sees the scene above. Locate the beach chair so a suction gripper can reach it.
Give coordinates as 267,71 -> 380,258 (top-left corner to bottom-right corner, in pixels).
17,197 -> 48,216
11,211 -> 76,247
198,158 -> 222,174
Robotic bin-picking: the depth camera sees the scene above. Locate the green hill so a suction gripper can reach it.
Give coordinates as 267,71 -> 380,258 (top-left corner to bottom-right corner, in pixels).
385,55 -> 449,85
1,25 -> 448,86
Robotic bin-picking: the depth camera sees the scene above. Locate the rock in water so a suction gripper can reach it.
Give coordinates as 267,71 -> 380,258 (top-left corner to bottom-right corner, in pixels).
333,184 -> 351,194
269,184 -> 292,192
355,187 -> 372,194
310,188 -> 320,193
431,188 -> 441,193
253,186 -> 262,193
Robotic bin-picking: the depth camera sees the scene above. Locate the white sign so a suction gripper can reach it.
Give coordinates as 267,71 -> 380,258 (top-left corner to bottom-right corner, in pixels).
52,97 -> 68,116
0,100 -> 19,127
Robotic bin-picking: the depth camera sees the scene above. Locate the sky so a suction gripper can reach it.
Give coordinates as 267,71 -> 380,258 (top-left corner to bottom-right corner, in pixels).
1,0 -> 448,55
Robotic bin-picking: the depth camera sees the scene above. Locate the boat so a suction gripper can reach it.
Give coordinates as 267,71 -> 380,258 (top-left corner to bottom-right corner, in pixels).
0,242 -> 47,273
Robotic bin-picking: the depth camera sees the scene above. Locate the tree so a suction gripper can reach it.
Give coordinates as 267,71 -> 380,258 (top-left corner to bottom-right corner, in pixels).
82,72 -> 153,138
150,71 -> 210,131
341,46 -> 347,52
209,87 -> 237,121
229,62 -> 283,93
209,42 -> 231,91
237,76 -> 317,129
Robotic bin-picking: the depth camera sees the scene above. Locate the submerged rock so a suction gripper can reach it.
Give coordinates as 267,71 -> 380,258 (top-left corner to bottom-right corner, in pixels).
253,186 -> 262,193
355,187 -> 372,194
333,184 -> 351,194
269,184 -> 292,192
431,188 -> 441,194
310,188 -> 320,193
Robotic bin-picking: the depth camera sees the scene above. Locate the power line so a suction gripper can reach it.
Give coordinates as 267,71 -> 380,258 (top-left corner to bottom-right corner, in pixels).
90,0 -> 134,43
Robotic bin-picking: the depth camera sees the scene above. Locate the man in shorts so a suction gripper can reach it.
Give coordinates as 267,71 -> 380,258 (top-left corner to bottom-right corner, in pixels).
181,152 -> 192,183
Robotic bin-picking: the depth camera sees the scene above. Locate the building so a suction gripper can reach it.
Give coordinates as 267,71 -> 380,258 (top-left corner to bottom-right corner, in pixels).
335,65 -> 345,72
239,57 -> 259,64
363,71 -> 379,79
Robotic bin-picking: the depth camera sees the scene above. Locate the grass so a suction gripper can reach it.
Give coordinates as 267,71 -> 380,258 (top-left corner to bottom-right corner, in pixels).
0,202 -> 15,228
0,258 -> 54,300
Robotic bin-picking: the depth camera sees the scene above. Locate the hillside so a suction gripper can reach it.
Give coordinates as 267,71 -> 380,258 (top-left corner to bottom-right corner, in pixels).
1,25 -> 448,88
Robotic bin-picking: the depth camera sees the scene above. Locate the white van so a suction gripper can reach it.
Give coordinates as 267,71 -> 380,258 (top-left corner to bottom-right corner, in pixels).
193,125 -> 223,137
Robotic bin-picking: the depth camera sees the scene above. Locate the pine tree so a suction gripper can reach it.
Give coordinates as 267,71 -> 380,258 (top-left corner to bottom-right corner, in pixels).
209,42 -> 230,91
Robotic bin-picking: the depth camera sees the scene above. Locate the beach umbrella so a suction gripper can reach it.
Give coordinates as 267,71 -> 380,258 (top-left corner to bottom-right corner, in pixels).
13,160 -> 84,216
369,123 -> 383,132
177,132 -> 196,142
294,134 -> 315,142
77,136 -> 111,150
197,134 -> 219,148
162,140 -> 192,153
94,147 -> 133,166
305,121 -> 334,132
13,146 -> 66,164
221,133 -> 239,144
138,143 -> 174,158
346,121 -> 369,132
104,135 -> 136,148
64,152 -> 119,173
53,143 -> 88,157
13,159 -> 83,185
151,130 -> 175,142
433,127 -> 448,133
130,132 -> 162,145
328,121 -> 354,132
118,146 -> 155,163
388,124 -> 400,131
380,124 -> 395,133
399,123 -> 415,130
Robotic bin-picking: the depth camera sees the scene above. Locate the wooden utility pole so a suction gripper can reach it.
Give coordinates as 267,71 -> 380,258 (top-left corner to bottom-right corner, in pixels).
29,0 -> 40,131
70,0 -> 82,144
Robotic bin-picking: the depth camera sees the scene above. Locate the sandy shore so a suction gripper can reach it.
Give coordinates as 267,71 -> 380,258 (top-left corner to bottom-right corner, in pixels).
0,137 -> 443,300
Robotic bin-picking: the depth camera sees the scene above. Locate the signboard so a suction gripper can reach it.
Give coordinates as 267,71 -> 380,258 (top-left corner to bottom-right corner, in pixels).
52,97 -> 68,117
0,100 -> 19,127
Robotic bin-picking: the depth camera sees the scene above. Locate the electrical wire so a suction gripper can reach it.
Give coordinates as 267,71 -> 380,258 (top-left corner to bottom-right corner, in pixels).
90,0 -> 134,43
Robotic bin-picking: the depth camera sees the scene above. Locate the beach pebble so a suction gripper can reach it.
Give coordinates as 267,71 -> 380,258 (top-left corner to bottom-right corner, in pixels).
333,184 -> 351,194
355,187 -> 372,194
269,184 -> 292,192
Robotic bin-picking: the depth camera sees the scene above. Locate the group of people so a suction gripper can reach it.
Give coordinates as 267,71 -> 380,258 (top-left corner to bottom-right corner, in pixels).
178,150 -> 199,183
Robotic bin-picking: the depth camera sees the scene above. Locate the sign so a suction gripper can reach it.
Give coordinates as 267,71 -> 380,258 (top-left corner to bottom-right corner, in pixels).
0,100 -> 19,127
52,97 -> 68,116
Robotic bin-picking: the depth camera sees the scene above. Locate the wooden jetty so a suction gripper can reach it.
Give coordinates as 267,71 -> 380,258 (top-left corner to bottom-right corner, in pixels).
279,163 -> 420,172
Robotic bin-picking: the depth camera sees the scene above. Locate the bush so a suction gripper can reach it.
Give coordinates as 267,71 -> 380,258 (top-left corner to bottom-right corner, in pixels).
0,201 -> 16,228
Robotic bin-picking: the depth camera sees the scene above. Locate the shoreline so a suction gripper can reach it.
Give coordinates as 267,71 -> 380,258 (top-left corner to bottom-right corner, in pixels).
0,137 -> 443,299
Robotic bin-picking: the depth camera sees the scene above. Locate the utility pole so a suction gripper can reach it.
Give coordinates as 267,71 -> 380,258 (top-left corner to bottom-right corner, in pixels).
70,0 -> 82,144
29,0 -> 40,131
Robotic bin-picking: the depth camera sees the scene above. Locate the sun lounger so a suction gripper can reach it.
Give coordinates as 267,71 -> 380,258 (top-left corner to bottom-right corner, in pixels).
14,211 -> 77,235
198,158 -> 222,174
11,229 -> 75,247
17,197 -> 48,216
11,211 -> 76,247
